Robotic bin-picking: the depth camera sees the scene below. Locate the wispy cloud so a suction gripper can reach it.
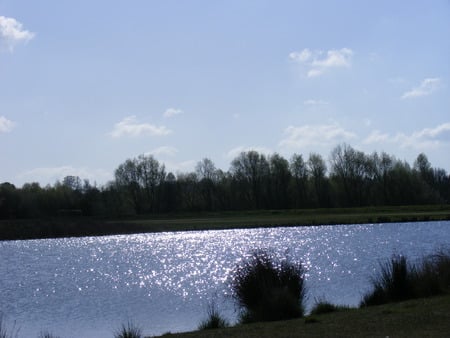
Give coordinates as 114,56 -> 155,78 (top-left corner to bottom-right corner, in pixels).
163,108 -> 183,118
0,16 -> 35,51
146,146 -> 178,157
279,123 -> 357,149
17,166 -> 112,186
0,116 -> 15,133
289,48 -> 353,77
363,122 -> 450,150
401,78 -> 441,99
363,130 -> 390,144
110,115 -> 172,138
303,99 -> 329,106
164,160 -> 196,174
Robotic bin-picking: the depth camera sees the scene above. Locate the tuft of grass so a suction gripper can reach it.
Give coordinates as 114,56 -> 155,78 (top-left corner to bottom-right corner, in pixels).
38,331 -> 61,338
361,255 -> 415,306
114,321 -> 143,338
230,250 -> 306,323
361,250 -> 450,307
416,250 -> 450,296
0,315 -> 19,338
198,300 -> 229,330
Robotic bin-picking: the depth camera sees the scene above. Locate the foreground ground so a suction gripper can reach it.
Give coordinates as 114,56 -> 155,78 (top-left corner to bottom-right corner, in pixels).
1,205 -> 450,240
156,295 -> 450,338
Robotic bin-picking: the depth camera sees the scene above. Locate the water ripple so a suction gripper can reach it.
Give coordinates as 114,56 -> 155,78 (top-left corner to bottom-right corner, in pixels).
0,221 -> 449,337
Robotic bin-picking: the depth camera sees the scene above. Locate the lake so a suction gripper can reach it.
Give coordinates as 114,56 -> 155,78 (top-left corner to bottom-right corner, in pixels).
1,221 -> 449,337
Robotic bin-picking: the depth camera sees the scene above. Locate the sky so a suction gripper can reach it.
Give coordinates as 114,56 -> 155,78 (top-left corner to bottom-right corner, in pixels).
1,1 -> 449,187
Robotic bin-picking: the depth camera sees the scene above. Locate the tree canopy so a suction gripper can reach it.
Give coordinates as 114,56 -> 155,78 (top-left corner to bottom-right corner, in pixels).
1,144 -> 449,219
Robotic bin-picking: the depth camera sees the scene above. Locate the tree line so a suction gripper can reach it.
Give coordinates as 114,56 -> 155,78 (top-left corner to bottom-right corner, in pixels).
1,144 -> 449,219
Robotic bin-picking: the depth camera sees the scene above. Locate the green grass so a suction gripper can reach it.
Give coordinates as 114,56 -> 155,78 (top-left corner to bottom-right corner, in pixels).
155,294 -> 450,338
1,205 -> 450,240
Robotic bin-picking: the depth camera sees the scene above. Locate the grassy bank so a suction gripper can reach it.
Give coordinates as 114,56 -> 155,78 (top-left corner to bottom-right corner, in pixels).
157,294 -> 450,338
1,205 -> 450,240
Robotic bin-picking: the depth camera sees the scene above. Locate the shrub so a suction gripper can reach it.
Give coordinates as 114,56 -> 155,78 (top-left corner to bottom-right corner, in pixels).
114,321 -> 142,338
230,250 -> 306,323
198,300 -> 229,330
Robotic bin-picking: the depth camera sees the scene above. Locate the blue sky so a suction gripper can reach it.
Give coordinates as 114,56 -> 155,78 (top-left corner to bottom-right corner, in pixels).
1,1 -> 449,186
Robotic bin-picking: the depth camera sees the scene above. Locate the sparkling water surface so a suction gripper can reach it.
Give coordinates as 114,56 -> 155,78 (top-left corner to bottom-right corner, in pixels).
1,221 -> 449,337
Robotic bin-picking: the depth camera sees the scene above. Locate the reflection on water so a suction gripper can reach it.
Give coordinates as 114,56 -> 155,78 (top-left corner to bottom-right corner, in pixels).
1,221 -> 449,337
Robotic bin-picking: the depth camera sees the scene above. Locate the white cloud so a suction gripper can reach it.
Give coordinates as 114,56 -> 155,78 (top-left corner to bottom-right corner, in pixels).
363,123 -> 450,150
17,166 -> 112,186
363,130 -> 390,144
0,16 -> 35,51
163,108 -> 183,118
0,116 -> 15,133
401,78 -> 441,99
279,123 -> 357,149
290,48 -> 353,78
303,99 -> 329,106
146,146 -> 179,157
289,49 -> 312,63
164,160 -> 197,174
110,115 -> 172,138
226,146 -> 273,159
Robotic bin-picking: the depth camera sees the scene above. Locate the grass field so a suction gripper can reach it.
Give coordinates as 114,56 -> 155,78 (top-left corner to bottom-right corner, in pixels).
1,205 -> 450,240
117,204 -> 450,232
155,294 -> 450,338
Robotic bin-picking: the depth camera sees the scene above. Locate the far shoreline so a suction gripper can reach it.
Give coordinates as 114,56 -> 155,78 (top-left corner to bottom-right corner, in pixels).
1,205 -> 450,241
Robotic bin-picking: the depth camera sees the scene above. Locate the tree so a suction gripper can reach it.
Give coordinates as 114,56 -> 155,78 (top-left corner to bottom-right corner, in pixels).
177,172 -> 200,211
196,158 -> 217,181
268,153 -> 291,209
137,154 -> 166,212
62,175 -> 82,191
160,172 -> 178,212
290,154 -> 308,208
369,152 -> 395,205
230,151 -> 270,209
307,153 -> 329,207
114,158 -> 141,213
196,158 -> 218,210
330,144 -> 370,206
0,183 -> 19,219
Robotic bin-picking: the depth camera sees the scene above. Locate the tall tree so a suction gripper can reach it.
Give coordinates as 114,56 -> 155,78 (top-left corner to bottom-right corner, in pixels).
137,154 -> 166,212
196,158 -> 217,210
230,151 -> 270,209
307,153 -> 329,207
114,158 -> 141,213
330,144 -> 370,206
269,153 -> 291,209
290,154 -> 308,208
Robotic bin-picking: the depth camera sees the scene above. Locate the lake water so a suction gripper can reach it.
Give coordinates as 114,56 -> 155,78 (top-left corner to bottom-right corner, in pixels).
1,221 -> 449,337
